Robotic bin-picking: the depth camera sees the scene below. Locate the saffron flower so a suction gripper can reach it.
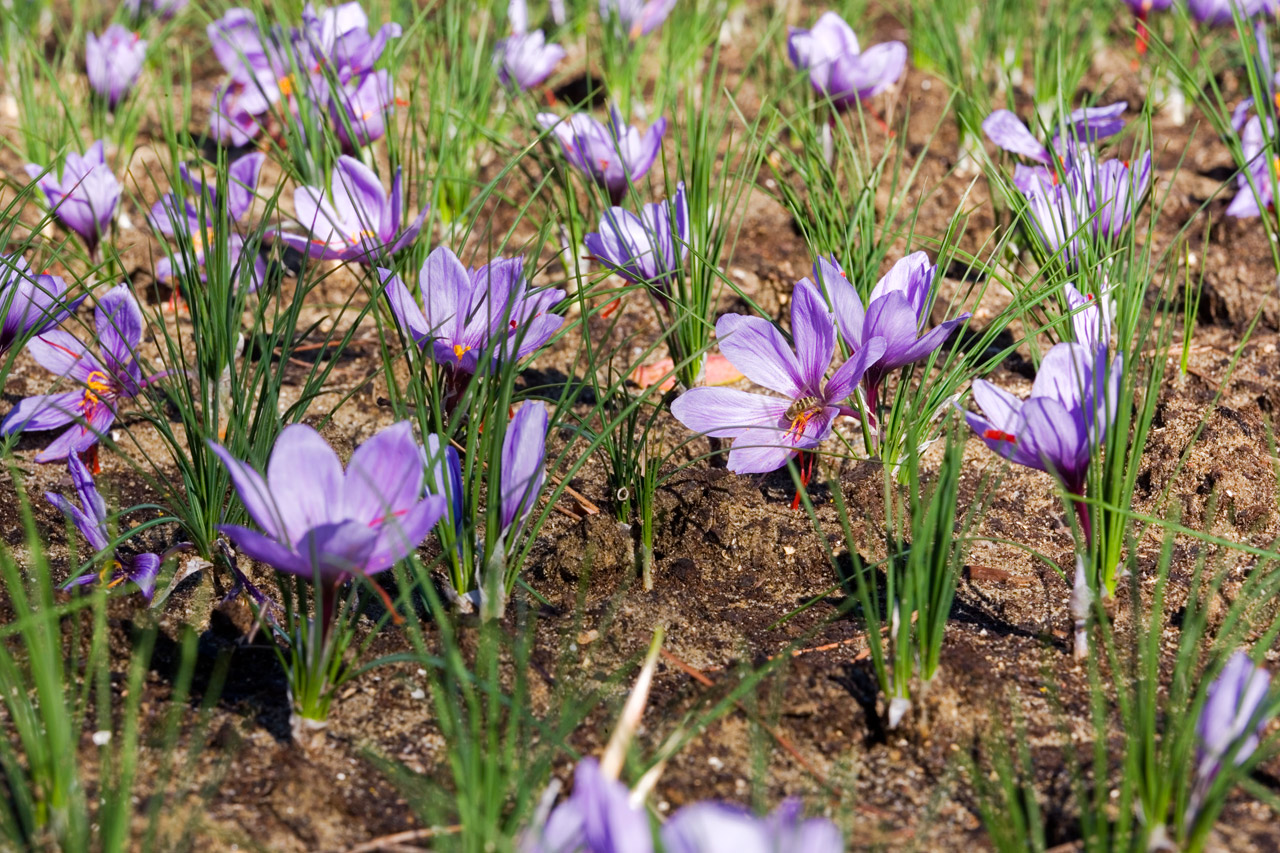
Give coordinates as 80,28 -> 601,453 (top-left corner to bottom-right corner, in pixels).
500,401 -> 549,534
150,152 -> 267,290
0,256 -> 82,357
787,11 -> 907,111
1226,116 -> 1275,218
670,278 -> 887,474
86,25 -> 147,109
273,156 -> 426,262
1013,151 -> 1153,263
1189,0 -> 1276,25
0,284 -> 147,463
1187,652 -> 1275,829
47,455 -> 161,599
584,182 -> 687,287
982,103 -> 1127,164
537,108 -> 667,203
518,758 -> 650,853
662,800 -> 843,853
382,246 -> 564,375
210,421 -> 446,586
300,1 -> 401,79
962,341 -> 1121,539
330,69 -> 395,149
600,0 -> 677,39
24,142 -> 122,260
497,3 -> 565,91
816,252 -> 971,413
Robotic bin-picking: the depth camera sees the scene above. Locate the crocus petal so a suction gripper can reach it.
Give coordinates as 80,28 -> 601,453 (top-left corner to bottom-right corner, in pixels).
266,423 -> 345,543
715,313 -> 805,398
670,388 -> 790,438
34,402 -> 116,463
94,283 -> 143,375
208,441 -> 290,541
500,401 -> 548,532
1019,396 -> 1088,492
218,524 -> 311,575
970,379 -> 1023,434
790,279 -> 836,397
366,494 -> 446,573
26,330 -> 100,380
126,553 -> 162,600
824,336 -> 888,402
0,391 -> 84,435
342,421 -> 424,524
983,110 -> 1051,163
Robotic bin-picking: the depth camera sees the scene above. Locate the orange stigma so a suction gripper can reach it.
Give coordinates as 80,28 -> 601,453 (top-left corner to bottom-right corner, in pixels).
453,344 -> 471,361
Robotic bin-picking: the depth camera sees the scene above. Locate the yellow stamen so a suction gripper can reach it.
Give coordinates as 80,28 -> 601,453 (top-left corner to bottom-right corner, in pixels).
453,344 -> 471,361
278,74 -> 295,97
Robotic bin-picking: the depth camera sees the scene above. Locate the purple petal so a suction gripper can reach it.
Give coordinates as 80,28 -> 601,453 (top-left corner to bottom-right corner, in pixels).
982,110 -> 1051,163
500,401 -> 548,532
208,440 -> 289,541
789,279 -> 836,396
342,421 -> 425,523
715,313 -> 805,398
670,387 -> 789,438
266,424 -> 345,543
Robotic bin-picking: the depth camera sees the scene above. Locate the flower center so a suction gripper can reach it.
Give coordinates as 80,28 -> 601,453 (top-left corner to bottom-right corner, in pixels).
453,344 -> 472,361
785,396 -> 823,439
98,559 -> 124,587
83,370 -> 112,407
348,228 -> 379,245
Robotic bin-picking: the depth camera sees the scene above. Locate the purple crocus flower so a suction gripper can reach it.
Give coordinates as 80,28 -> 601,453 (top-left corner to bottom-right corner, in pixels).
1187,652 -> 1274,829
519,758 -> 652,853
24,142 -> 122,260
537,109 -> 667,203
962,341 -> 1121,540
584,182 -> 687,287
86,25 -> 147,109
0,284 -> 147,463
210,421 -> 445,588
382,246 -> 564,375
496,31 -> 566,91
0,256 -> 83,357
661,800 -> 843,853
1013,151 -> 1152,263
670,279 -> 887,474
816,252 -> 971,414
273,156 -> 426,262
500,401 -> 548,533
787,11 -> 907,111
149,152 -> 267,290
47,455 -> 162,599
300,1 -> 401,78
330,68 -> 395,149
1226,116 -> 1275,217
1189,0 -> 1276,25
982,102 -> 1127,165
600,0 -> 677,39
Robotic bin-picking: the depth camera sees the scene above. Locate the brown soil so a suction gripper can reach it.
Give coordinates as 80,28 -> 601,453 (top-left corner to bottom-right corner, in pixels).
4,4 -> 1280,853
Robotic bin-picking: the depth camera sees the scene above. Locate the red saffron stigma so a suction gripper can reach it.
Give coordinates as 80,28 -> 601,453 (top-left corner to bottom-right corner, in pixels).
982,429 -> 1017,444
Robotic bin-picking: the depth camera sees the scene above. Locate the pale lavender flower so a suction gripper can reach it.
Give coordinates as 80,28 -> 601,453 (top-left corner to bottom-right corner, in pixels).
330,68 -> 395,149
382,246 -> 564,375
497,30 -> 566,90
538,108 -> 666,203
0,256 -> 83,357
600,0 -> 677,38
584,182 -> 687,286
0,284 -> 149,463
300,1 -> 401,79
47,455 -> 161,599
24,142 -> 122,259
816,252 -> 971,413
86,25 -> 147,108
661,800 -> 843,853
210,421 -> 445,586
273,155 -> 426,262
500,401 -> 548,533
1189,0 -> 1276,25
1226,115 -> 1275,218
670,278 -> 886,474
787,11 -> 906,110
149,152 -> 267,290
519,758 -> 651,853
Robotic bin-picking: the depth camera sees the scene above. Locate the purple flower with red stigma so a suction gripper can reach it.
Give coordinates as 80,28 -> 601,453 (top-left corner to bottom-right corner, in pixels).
47,455 -> 162,599
24,142 -> 122,260
816,252 -> 971,414
788,11 -> 906,111
382,246 -> 564,375
86,25 -> 147,109
600,0 -> 677,39
670,278 -> 886,474
661,800 -> 843,853
300,1 -> 401,79
982,102 -> 1127,165
584,182 -> 687,287
1,284 -> 149,463
210,421 -> 445,589
0,256 -> 83,357
962,341 -> 1121,541
272,156 -> 426,262
330,69 -> 395,149
538,108 -> 666,203
149,152 -> 267,291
